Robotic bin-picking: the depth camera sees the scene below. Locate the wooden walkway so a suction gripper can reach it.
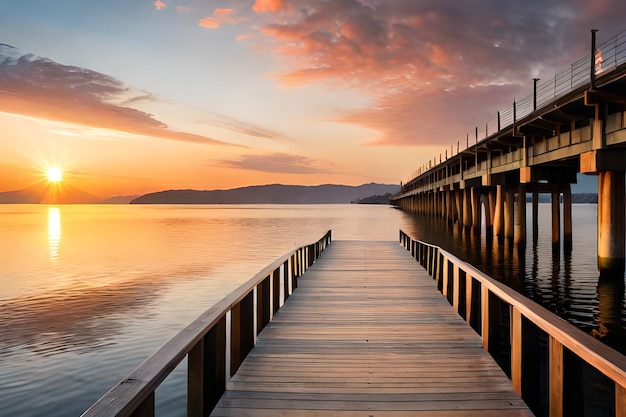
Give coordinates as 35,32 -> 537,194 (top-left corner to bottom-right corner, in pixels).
211,241 -> 533,416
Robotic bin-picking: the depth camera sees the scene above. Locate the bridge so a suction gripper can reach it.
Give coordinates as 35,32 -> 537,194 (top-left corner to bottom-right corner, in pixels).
81,231 -> 626,417
390,29 -> 626,275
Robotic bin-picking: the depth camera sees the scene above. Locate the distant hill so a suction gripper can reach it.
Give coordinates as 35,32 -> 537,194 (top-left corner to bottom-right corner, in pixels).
526,193 -> 598,204
131,183 -> 401,204
100,195 -> 140,204
353,193 -> 393,204
0,182 -> 100,204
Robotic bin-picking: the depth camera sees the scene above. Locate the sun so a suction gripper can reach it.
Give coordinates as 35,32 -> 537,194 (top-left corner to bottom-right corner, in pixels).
46,167 -> 63,183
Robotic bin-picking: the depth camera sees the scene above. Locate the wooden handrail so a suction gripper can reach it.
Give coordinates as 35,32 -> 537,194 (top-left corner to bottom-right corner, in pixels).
400,230 -> 626,417
81,230 -> 332,417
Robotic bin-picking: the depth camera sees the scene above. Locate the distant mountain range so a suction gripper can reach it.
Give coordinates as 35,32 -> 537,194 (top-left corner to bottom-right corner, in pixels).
130,183 -> 401,204
0,182 -> 100,204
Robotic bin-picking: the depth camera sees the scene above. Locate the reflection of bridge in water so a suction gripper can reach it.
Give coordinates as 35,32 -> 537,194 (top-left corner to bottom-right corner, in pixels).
391,29 -> 626,276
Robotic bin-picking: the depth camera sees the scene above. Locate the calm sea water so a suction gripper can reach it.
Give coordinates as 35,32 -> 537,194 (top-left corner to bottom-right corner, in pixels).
0,204 -> 624,417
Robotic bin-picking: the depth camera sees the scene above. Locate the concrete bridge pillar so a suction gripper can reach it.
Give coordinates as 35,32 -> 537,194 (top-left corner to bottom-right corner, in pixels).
598,171 -> 625,273
483,193 -> 493,236
455,191 -> 463,227
493,185 -> 504,237
532,191 -> 539,242
504,186 -> 515,239
471,187 -> 481,234
563,184 -> 573,255
447,191 -> 455,223
514,184 -> 527,244
581,150 -> 626,274
551,191 -> 561,254
463,188 -> 472,230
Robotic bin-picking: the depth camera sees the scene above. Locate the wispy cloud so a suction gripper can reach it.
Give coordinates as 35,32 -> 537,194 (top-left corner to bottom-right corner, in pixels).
176,5 -> 193,13
222,153 -> 327,174
0,45 -> 258,147
154,0 -> 166,11
199,8 -> 246,29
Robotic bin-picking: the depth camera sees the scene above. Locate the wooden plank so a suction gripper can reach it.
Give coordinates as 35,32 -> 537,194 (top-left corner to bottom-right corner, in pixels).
210,241 -> 532,416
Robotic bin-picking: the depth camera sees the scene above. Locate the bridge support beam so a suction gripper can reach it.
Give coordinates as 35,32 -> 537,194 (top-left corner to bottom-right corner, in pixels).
581,149 -> 626,275
484,192 -> 494,236
494,185 -> 504,237
551,191 -> 561,254
532,191 -> 539,242
455,191 -> 463,227
598,171 -> 625,273
463,188 -> 472,230
515,184 -> 527,244
563,184 -> 573,255
471,187 -> 481,234
504,186 -> 515,239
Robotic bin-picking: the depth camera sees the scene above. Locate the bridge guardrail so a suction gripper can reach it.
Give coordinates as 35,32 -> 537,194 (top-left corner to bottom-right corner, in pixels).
81,230 -> 332,417
400,230 -> 626,417
405,29 -> 626,185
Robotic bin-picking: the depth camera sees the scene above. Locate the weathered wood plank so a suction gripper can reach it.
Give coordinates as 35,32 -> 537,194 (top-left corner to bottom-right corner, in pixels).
210,241 -> 532,416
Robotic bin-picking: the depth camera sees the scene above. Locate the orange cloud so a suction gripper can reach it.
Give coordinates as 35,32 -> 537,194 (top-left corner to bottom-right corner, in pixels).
154,0 -> 166,10
214,8 -> 234,16
236,33 -> 258,41
253,0 -> 288,13
221,153 -> 327,174
176,5 -> 192,13
198,17 -> 219,29
199,8 -> 244,29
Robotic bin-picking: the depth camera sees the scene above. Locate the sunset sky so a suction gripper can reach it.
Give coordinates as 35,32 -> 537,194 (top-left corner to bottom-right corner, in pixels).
1,0 -> 625,198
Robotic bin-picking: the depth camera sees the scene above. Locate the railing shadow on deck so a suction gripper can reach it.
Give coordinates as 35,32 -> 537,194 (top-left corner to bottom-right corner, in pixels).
400,230 -> 626,417
81,230 -> 332,417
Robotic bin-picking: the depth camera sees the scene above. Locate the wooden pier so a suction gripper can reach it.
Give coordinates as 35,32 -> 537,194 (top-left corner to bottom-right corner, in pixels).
210,240 -> 531,416
82,230 -> 626,417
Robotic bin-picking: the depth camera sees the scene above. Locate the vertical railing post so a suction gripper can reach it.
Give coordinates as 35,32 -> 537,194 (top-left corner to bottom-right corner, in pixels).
130,392 -> 155,417
481,285 -> 490,351
273,269 -> 280,314
229,293 -> 254,378
511,306 -> 523,396
549,336 -> 564,417
441,258 -> 449,296
188,316 -> 226,417
465,274 -> 473,324
257,277 -> 270,335
284,259 -> 291,302
617,384 -> 626,417
452,264 -> 459,310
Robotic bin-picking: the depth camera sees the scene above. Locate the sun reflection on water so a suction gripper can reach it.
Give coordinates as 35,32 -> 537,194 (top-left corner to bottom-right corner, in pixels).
48,207 -> 61,262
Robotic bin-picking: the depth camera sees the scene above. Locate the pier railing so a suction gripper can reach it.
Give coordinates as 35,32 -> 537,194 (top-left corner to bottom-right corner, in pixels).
81,230 -> 332,417
400,230 -> 626,417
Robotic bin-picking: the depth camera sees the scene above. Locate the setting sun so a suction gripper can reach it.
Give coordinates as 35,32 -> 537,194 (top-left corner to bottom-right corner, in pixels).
46,167 -> 63,183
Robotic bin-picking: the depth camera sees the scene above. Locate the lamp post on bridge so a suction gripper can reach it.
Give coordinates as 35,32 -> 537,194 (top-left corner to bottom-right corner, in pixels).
533,78 -> 540,111
591,29 -> 598,89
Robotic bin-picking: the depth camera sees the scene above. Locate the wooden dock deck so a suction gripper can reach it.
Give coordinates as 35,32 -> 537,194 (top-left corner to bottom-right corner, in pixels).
211,240 -> 533,416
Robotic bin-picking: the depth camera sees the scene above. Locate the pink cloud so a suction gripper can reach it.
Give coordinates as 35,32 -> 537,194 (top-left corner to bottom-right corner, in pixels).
198,17 -> 219,29
176,5 -> 193,13
244,0 -> 626,146
154,0 -> 166,11
253,0 -> 289,13
199,8 -> 245,29
236,33 -> 258,41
